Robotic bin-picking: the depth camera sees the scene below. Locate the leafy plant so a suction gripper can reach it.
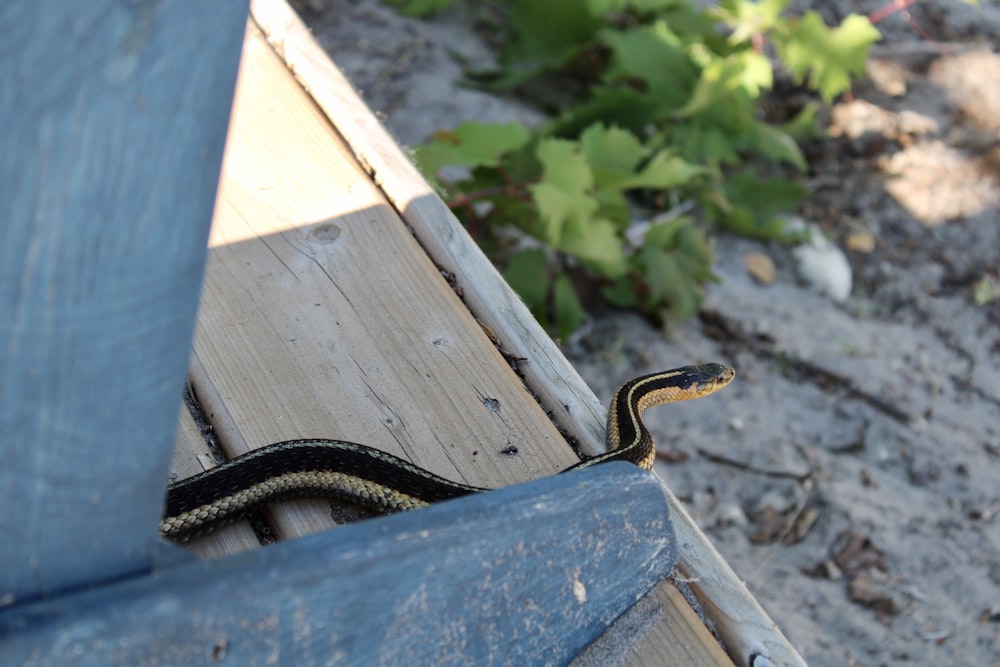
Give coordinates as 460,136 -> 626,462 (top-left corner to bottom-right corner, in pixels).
393,0 -> 880,336
974,274 -> 1000,306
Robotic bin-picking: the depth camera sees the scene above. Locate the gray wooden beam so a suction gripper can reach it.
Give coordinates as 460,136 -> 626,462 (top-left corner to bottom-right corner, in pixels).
0,1 -> 248,603
0,464 -> 677,666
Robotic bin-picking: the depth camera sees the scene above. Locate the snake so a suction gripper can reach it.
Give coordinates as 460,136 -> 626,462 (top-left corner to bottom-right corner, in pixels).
161,363 -> 734,541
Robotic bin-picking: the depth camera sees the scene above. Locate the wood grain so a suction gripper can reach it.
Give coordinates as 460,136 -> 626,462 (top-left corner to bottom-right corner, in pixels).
1,465 -> 680,667
0,1 -> 246,603
178,25 -> 573,543
248,1 -> 609,456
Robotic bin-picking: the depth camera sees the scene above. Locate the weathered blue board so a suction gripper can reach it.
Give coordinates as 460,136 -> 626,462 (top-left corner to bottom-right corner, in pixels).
0,4 -> 681,665
0,1 -> 249,603
0,464 -> 677,666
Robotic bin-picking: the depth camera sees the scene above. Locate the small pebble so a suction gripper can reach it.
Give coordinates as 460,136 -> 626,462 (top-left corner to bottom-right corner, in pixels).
744,252 -> 776,284
793,230 -> 853,302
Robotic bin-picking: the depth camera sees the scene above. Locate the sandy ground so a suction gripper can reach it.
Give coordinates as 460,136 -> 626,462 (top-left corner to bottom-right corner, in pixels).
295,1 -> 1000,664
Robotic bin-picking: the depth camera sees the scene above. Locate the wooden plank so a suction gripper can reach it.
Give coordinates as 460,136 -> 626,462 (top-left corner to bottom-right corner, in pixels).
0,1 -> 247,603
175,23 -> 578,544
248,3 -> 806,666
0,464 -> 678,667
249,0 -> 607,453
574,585 -> 735,666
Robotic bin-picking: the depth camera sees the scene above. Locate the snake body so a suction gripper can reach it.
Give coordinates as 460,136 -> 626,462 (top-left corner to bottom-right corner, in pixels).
162,363 -> 734,541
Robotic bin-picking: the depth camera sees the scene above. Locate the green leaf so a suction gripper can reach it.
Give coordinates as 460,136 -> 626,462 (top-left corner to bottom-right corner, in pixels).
484,196 -> 540,245
973,275 -> 1000,306
638,245 -> 700,319
713,0 -> 788,44
504,249 -> 551,322
583,0 -> 625,14
560,216 -> 628,277
644,215 -> 695,247
675,224 -> 717,282
382,0 -> 454,17
602,276 -> 641,308
676,50 -> 772,117
672,123 -> 740,165
600,21 -> 697,108
416,122 -> 532,174
592,188 -> 632,231
634,217 -> 714,318
534,138 -> 593,192
529,138 -> 597,245
776,12 -> 881,103
529,181 -> 593,245
620,149 -> 707,189
746,120 -> 807,170
728,170 -> 806,216
548,87 -> 662,138
496,0 -> 604,87
601,217 -> 714,321
709,170 -> 807,238
579,124 -> 647,188
780,101 -> 826,143
554,272 -> 587,339
626,0 -> 696,10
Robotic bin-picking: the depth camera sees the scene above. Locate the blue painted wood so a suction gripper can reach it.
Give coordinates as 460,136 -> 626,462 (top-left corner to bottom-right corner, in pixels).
0,464 -> 677,666
0,1 -> 248,604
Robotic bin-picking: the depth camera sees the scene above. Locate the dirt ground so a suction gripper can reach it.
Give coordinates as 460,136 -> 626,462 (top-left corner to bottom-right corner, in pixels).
295,1 -> 999,665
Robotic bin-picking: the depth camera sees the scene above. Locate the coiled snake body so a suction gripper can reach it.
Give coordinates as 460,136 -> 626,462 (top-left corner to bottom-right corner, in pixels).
162,363 -> 734,541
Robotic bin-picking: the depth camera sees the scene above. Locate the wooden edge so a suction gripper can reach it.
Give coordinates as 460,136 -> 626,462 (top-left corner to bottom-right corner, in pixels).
248,3 -> 810,666
2,465 -> 676,666
573,582 -> 736,666
672,506 -> 805,667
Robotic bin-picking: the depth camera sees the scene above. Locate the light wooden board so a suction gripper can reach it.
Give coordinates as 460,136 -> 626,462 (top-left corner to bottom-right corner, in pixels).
247,2 -> 809,666
177,24 -> 575,544
575,584 -> 735,666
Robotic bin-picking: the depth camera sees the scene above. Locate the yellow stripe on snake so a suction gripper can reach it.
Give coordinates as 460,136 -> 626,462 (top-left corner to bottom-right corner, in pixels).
162,363 -> 734,541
